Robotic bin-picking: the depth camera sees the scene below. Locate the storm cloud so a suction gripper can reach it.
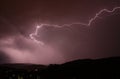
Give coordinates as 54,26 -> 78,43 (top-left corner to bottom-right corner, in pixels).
0,0 -> 120,64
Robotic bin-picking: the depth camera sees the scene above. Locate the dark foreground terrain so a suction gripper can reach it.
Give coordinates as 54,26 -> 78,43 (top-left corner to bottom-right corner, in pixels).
0,57 -> 120,79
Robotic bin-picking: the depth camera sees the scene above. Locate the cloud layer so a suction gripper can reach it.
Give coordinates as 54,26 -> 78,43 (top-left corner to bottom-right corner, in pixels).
0,35 -> 64,64
0,0 -> 120,64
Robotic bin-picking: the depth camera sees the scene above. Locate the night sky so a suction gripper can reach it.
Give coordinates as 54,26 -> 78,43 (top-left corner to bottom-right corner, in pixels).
0,0 -> 120,64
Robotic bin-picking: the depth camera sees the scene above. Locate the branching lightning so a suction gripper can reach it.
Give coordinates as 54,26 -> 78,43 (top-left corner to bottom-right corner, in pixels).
29,7 -> 120,45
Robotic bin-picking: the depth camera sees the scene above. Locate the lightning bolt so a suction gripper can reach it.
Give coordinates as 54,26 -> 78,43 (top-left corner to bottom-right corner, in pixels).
29,7 -> 120,45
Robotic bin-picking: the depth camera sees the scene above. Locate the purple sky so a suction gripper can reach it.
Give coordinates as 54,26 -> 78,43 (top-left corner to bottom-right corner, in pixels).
0,0 -> 120,64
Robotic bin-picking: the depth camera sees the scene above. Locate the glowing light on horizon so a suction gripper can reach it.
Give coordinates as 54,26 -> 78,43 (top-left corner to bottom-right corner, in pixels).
30,7 -> 120,45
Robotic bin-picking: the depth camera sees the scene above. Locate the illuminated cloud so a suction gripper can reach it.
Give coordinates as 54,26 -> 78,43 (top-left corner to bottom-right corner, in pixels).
0,0 -> 120,64
0,35 -> 65,64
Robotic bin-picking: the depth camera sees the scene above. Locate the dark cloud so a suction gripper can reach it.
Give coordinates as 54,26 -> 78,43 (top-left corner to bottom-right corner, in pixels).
0,51 -> 10,63
35,24 -> 90,61
33,8 -> 120,61
0,0 -> 120,64
90,9 -> 120,58
0,0 -> 119,37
